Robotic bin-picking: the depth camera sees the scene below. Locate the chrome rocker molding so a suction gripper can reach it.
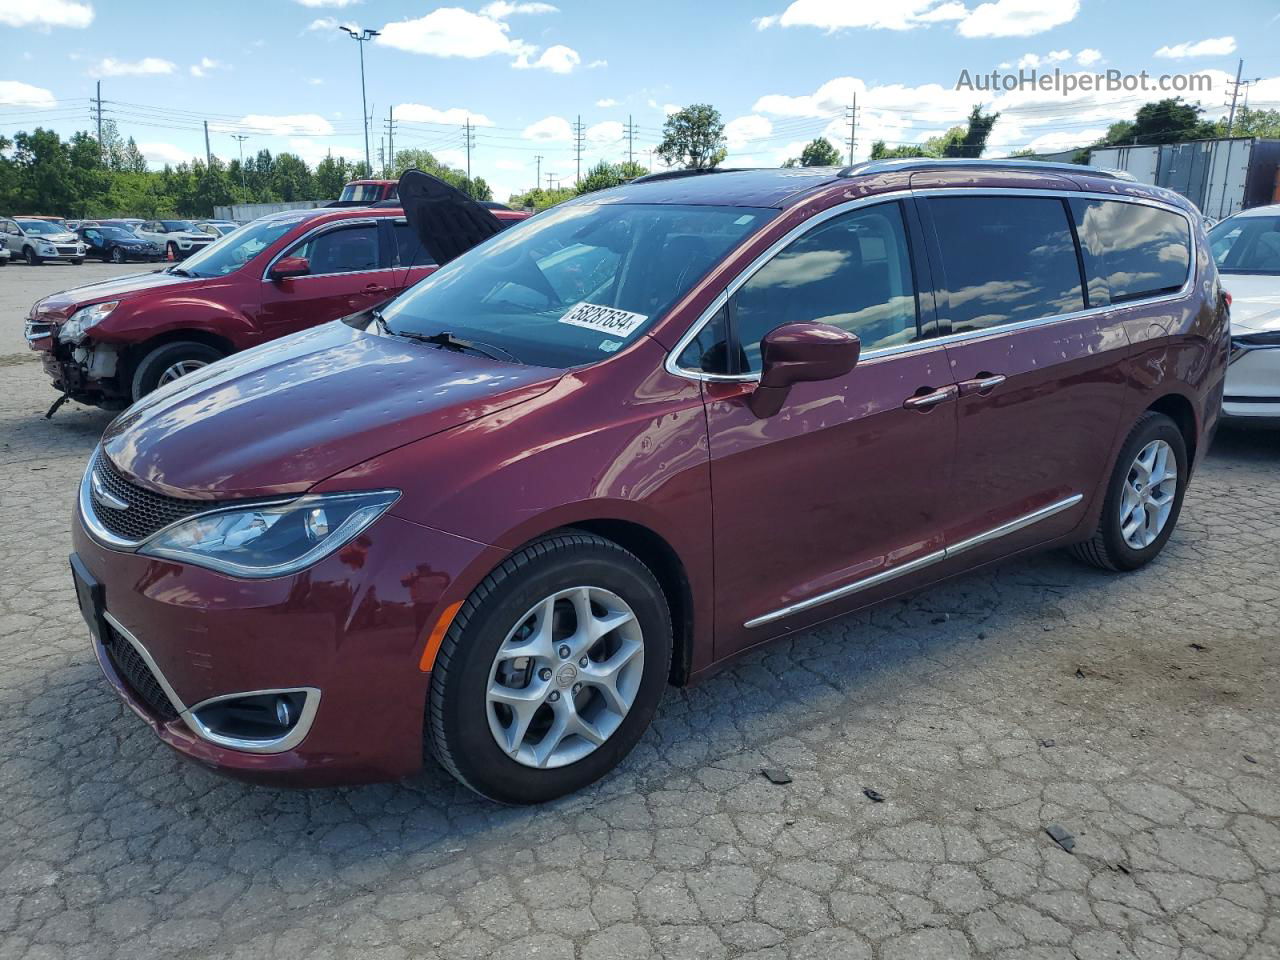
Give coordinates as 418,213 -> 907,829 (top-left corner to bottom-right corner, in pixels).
744,494 -> 1083,629
100,611 -> 321,754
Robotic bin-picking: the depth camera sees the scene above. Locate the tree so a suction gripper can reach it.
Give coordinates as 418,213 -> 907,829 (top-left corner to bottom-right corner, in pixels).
942,105 -> 1000,158
272,153 -> 314,201
508,185 -> 577,212
576,159 -> 648,195
657,104 -> 727,170
786,137 -> 842,167
1216,106 -> 1280,138
314,154 -> 353,199
869,139 -> 929,160
1127,98 -> 1215,146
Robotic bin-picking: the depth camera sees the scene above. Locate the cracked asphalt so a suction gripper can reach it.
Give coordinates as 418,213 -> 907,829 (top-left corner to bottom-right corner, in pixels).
2,262 -> 1279,959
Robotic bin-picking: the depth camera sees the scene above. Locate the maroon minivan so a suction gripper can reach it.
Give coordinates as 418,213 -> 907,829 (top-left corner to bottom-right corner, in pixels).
26,198 -> 528,409
70,161 -> 1228,802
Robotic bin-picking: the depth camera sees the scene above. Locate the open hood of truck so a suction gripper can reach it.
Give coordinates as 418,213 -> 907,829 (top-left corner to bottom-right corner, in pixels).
397,169 -> 506,266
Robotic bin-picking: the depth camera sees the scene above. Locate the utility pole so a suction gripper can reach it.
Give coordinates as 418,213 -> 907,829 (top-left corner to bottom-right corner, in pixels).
92,80 -> 103,157
1225,59 -> 1244,137
231,135 -> 249,191
340,26 -> 380,174
545,172 -> 557,190
845,94 -> 858,165
463,116 -> 477,192
203,120 -> 212,168
384,105 -> 396,176
534,154 -> 543,191
573,114 -> 585,183
625,114 -> 635,166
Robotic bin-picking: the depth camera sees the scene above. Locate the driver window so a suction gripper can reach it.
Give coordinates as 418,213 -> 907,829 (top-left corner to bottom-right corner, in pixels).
287,224 -> 380,275
732,202 -> 919,374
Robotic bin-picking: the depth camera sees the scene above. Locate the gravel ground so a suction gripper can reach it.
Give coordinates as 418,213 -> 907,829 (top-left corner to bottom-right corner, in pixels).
2,264 -> 1279,959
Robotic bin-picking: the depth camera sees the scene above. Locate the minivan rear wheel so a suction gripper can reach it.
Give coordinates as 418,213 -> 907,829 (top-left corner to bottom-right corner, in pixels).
130,341 -> 224,401
428,532 -> 672,804
1069,411 -> 1188,572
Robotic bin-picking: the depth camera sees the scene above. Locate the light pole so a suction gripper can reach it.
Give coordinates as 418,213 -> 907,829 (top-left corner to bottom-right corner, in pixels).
340,25 -> 380,175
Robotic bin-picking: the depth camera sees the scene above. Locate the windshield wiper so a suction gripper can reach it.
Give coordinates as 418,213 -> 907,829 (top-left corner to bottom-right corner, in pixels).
166,266 -> 192,277
372,313 -> 518,363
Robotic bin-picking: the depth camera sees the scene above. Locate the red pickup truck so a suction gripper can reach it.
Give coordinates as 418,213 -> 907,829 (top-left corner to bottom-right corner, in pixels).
26,181 -> 528,410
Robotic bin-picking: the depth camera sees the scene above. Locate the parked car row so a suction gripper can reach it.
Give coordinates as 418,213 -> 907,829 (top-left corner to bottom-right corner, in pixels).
1,216 -> 87,264
3,217 -> 251,265
38,162 -> 1243,805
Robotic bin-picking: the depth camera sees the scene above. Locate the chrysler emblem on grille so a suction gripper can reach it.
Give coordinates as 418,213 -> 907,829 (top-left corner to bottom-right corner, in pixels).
91,470 -> 130,511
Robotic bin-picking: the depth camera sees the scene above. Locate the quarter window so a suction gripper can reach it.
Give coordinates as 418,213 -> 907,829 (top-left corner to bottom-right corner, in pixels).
1070,199 -> 1191,303
286,224 -> 380,275
927,196 -> 1084,332
734,202 -> 919,373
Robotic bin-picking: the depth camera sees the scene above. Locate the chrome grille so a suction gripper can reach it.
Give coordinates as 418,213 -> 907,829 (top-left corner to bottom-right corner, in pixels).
90,450 -> 225,543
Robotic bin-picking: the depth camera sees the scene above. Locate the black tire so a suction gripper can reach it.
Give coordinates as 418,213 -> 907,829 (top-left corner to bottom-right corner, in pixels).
130,341 -> 223,401
71,258 -> 84,266
428,532 -> 672,804
24,246 -> 41,266
110,246 -> 125,264
1068,411 -> 1188,572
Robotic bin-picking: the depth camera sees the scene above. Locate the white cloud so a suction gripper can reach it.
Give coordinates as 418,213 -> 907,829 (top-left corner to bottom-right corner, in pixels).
0,0 -> 93,29
377,7 -> 528,58
494,158 -> 526,171
90,57 -> 176,78
0,80 -> 56,107
586,58 -> 607,69
596,98 -> 618,108
395,103 -> 494,126
586,120 -> 624,143
1076,48 -> 1102,66
215,114 -> 335,136
725,114 -> 773,149
436,148 -> 467,169
1154,36 -> 1236,59
522,115 -> 573,141
308,77 -> 324,85
189,57 -> 222,78
139,141 -> 200,168
305,16 -> 358,33
514,43 -> 580,73
956,0 -> 1079,38
293,0 -> 362,7
479,1 -> 557,15
1017,48 -> 1071,69
754,0 -> 965,32
285,137 -> 363,167
1022,128 -> 1105,153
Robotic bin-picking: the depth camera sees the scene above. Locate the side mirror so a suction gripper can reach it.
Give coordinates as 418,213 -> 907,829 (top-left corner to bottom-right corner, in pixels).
269,256 -> 311,281
749,322 -> 860,418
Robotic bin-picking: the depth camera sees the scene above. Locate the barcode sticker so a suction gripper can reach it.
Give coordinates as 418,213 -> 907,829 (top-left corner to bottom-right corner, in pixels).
558,302 -> 648,337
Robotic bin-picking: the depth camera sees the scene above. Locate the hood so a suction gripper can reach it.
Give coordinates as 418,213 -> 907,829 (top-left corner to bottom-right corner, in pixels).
36,232 -> 78,243
32,269 -> 198,321
1223,273 -> 1280,333
398,169 -> 505,265
101,320 -> 562,499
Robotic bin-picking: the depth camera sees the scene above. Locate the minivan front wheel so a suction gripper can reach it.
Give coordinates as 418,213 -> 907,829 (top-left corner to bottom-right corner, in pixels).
428,533 -> 672,804
1069,412 -> 1188,572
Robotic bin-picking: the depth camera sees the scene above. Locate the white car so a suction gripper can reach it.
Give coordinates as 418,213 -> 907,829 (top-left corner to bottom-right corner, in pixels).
1209,204 -> 1280,422
133,219 -> 217,260
0,217 -> 87,265
197,220 -> 239,237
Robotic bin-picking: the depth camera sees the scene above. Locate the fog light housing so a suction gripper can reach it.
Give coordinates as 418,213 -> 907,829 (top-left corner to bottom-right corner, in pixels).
185,687 -> 319,753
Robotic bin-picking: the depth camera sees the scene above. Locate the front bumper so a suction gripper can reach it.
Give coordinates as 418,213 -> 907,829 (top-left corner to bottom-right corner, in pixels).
72,503 -> 502,786
1224,342 -> 1280,419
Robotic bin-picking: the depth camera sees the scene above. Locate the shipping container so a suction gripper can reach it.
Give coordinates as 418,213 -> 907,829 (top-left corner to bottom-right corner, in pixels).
212,200 -> 321,223
1088,138 -> 1280,220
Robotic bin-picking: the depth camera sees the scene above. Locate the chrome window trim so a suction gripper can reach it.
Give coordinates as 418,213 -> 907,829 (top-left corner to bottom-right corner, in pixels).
100,610 -> 321,753
743,493 -> 1083,629
666,187 -> 1198,383
260,217 -> 383,282
184,686 -> 323,754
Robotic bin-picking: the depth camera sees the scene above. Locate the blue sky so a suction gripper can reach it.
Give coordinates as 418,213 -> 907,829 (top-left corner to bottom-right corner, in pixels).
3,0 -> 1280,202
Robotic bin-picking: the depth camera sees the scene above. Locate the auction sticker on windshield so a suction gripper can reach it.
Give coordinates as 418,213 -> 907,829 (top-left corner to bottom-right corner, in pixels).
559,302 -> 647,338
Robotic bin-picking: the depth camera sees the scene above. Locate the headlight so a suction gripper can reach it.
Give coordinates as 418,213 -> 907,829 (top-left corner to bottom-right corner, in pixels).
137,490 -> 400,578
58,300 -> 119,343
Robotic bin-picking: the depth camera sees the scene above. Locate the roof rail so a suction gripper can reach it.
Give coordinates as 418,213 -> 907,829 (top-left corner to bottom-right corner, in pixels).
629,167 -> 750,184
838,157 -> 1135,182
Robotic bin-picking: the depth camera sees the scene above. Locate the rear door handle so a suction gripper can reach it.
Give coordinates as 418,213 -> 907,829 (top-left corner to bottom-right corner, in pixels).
958,374 -> 1006,396
903,385 -> 958,410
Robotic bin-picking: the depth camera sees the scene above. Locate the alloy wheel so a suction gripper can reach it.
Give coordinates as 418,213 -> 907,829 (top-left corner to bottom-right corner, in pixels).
157,359 -> 209,386
486,585 -> 644,769
1119,438 -> 1178,549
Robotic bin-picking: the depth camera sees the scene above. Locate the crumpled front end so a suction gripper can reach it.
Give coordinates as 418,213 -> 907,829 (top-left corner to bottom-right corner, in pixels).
25,302 -> 131,408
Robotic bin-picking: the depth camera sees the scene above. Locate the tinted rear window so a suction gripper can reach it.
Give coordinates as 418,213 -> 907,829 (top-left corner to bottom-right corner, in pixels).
927,196 -> 1084,332
1070,199 -> 1191,304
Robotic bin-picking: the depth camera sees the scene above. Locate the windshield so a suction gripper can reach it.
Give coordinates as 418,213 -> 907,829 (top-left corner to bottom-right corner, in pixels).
161,220 -> 197,232
173,216 -> 305,278
17,220 -> 62,236
95,227 -> 133,239
379,202 -> 774,368
1209,215 -> 1280,275
339,183 -> 389,202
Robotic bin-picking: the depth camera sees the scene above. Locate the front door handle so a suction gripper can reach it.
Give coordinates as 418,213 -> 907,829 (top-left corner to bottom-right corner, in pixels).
363,283 -> 387,293
958,373 -> 1006,396
903,385 -> 958,410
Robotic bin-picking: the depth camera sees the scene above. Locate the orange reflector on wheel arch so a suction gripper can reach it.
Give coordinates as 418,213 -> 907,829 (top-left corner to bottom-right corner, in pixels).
419,601 -> 462,672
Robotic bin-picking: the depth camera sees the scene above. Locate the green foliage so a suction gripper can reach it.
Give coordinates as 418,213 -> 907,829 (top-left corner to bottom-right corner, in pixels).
657,104 -> 727,170
1214,106 -> 1280,138
787,137 -> 843,167
1097,98 -> 1216,147
867,106 -> 999,162
507,186 -> 577,212
390,148 -> 493,200
575,159 -> 649,195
